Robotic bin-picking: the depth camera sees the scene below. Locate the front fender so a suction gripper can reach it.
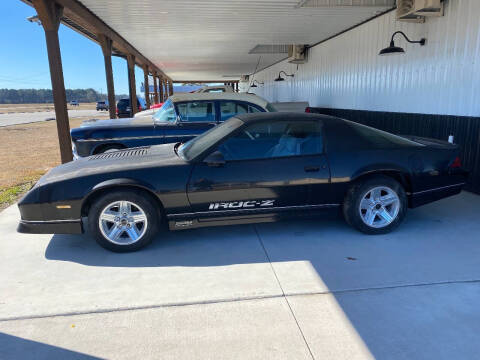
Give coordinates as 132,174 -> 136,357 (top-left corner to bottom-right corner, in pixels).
80,178 -> 158,214
89,178 -> 156,195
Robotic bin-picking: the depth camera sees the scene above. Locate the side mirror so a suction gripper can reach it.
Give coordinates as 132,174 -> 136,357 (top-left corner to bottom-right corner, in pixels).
203,151 -> 226,167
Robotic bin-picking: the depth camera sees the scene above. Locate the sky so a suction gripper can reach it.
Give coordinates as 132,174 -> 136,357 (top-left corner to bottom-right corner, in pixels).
0,0 -> 145,95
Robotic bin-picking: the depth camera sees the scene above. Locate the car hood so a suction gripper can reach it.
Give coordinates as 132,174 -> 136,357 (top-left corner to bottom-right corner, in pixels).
80,116 -> 153,128
36,143 -> 186,186
134,109 -> 157,118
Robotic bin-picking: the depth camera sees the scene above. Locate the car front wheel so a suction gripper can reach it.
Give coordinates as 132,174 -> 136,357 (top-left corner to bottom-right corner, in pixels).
88,190 -> 159,252
343,176 -> 407,234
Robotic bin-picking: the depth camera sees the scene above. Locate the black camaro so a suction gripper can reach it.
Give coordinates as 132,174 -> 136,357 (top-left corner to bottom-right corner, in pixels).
18,113 -> 467,252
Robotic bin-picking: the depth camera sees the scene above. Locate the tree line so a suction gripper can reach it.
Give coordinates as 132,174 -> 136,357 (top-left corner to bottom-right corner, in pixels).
0,88 -> 129,104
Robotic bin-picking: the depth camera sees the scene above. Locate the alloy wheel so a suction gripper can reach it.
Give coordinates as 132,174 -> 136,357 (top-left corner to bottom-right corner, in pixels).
98,200 -> 148,245
358,186 -> 400,228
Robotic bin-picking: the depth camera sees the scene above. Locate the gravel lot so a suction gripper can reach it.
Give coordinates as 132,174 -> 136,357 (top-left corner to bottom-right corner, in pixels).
0,118 -> 87,189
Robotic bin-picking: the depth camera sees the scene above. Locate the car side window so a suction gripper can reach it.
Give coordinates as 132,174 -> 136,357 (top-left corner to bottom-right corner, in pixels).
177,101 -> 216,122
153,100 -> 176,123
219,101 -> 248,122
218,120 -> 324,161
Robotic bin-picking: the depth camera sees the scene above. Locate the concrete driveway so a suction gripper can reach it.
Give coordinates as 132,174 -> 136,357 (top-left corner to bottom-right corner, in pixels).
0,109 -> 105,127
1,192 -> 480,359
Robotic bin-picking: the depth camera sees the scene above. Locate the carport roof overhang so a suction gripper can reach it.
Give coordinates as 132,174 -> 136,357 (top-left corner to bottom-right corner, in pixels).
21,0 -> 170,79
22,0 -> 395,82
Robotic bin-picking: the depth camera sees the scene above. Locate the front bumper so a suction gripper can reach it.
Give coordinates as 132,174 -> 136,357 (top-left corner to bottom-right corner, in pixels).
17,219 -> 83,234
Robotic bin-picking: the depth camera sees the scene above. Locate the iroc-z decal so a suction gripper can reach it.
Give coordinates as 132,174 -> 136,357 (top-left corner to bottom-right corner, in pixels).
208,200 -> 275,210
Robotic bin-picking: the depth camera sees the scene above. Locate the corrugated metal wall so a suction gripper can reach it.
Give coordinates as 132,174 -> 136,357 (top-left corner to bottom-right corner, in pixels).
252,0 -> 480,117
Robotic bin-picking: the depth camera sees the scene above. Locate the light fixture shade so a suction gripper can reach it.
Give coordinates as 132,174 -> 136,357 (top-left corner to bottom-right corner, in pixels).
378,32 -> 426,57
250,83 -> 258,88
274,75 -> 285,82
379,45 -> 405,56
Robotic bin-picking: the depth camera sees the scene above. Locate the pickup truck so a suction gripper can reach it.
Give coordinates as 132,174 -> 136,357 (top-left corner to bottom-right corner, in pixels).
96,101 -> 108,111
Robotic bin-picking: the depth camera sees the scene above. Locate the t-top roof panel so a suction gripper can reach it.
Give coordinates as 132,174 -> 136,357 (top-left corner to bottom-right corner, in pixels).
78,0 -> 395,80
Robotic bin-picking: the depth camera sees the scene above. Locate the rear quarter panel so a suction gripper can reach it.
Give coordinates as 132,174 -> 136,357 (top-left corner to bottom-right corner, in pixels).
325,149 -> 414,204
323,119 -> 467,206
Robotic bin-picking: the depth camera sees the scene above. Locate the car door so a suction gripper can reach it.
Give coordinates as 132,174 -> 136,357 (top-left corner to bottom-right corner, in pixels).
187,119 -> 330,222
162,100 -> 217,144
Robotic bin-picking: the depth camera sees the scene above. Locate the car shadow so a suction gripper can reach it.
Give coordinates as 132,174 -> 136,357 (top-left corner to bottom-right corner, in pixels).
42,192 -> 480,359
45,192 -> 479,275
44,218 -> 279,268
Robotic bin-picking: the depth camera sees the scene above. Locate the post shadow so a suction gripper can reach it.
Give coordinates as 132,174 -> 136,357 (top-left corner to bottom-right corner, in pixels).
0,332 -> 101,359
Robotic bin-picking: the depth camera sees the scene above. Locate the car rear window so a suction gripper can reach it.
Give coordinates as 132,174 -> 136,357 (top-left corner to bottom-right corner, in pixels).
219,101 -> 248,122
266,103 -> 278,112
117,99 -> 129,109
345,120 -> 423,148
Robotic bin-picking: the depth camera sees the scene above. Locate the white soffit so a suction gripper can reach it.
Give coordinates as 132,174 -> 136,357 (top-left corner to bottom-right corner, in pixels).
78,0 -> 395,80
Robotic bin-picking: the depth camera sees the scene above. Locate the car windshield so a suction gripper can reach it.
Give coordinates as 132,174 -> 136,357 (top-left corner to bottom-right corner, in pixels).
152,99 -> 176,123
178,117 -> 244,161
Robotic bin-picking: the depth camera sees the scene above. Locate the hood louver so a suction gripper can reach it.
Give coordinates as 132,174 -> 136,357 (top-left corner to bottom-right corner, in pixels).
89,147 -> 149,160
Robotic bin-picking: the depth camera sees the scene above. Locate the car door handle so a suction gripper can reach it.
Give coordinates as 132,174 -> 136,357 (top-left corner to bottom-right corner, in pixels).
304,166 -> 320,172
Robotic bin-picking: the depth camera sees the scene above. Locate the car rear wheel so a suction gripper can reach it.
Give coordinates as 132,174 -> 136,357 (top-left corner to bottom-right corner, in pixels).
88,190 -> 159,252
343,176 -> 407,234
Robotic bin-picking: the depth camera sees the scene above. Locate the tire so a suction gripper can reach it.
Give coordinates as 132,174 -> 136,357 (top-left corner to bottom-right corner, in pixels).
343,175 -> 407,235
88,190 -> 159,252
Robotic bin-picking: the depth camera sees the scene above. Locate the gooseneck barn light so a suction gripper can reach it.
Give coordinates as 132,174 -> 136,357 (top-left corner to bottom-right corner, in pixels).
274,71 -> 294,82
250,80 -> 264,88
379,31 -> 426,56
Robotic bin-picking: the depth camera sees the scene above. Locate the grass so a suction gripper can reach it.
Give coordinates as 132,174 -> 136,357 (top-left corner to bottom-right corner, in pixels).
0,118 -> 83,189
0,113 -> 108,211
0,177 -> 41,211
